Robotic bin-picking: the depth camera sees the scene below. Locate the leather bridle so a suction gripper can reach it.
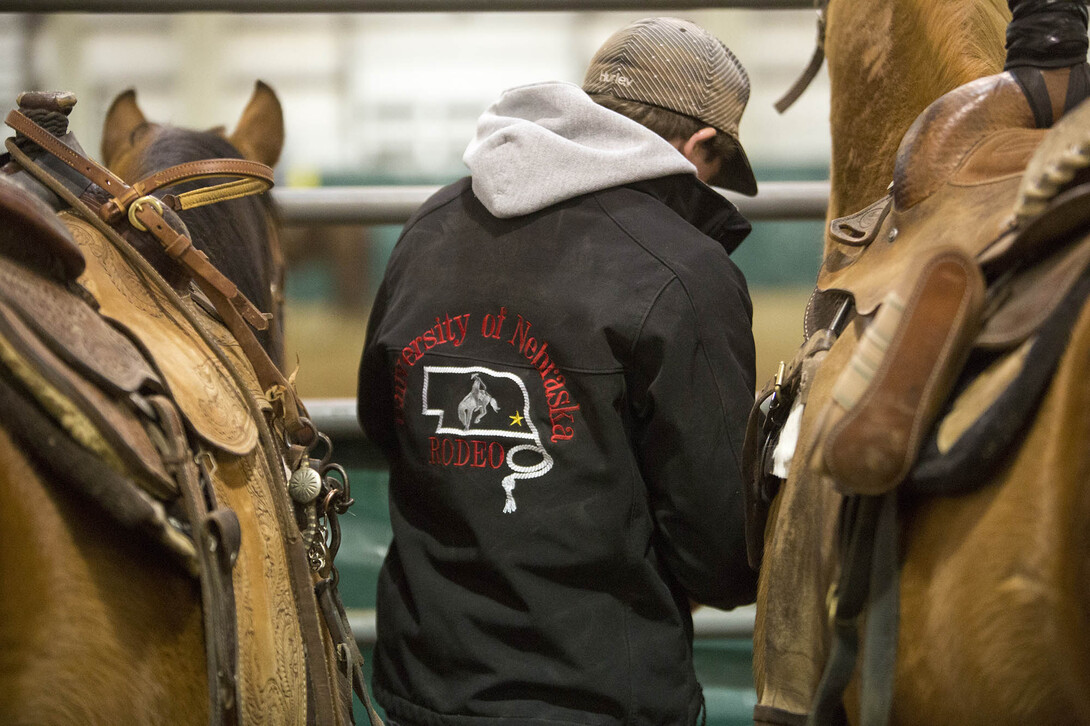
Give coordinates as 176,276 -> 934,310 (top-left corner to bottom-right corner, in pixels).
4,108 -> 315,448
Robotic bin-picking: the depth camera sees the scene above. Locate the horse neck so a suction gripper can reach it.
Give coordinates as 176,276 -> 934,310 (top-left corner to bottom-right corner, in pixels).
823,0 -> 1009,238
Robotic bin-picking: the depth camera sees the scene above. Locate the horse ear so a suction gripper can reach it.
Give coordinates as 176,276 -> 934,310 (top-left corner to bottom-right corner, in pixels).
101,89 -> 147,168
229,80 -> 284,168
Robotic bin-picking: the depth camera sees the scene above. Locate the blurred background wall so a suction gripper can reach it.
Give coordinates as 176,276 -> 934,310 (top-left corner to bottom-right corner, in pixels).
0,8 -> 830,398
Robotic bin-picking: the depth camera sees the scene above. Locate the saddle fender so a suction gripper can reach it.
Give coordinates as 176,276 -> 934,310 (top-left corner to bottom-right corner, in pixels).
811,248 -> 986,495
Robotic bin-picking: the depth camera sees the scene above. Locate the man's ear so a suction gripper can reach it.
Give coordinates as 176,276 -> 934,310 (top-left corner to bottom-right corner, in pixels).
680,127 -> 718,164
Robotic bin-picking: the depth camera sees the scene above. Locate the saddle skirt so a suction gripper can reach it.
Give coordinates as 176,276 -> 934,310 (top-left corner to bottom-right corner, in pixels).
64,213 -> 259,456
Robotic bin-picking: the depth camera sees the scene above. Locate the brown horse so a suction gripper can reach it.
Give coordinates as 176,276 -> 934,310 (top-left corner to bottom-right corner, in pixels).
753,2 -> 1090,724
0,85 -> 371,725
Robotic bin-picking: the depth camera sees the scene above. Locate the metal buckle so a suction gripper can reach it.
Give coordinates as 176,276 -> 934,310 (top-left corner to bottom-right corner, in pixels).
128,194 -> 164,232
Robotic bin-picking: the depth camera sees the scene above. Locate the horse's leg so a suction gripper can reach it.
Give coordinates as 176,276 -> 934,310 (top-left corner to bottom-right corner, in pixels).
0,426 -> 207,726
474,403 -> 489,424
893,297 -> 1090,725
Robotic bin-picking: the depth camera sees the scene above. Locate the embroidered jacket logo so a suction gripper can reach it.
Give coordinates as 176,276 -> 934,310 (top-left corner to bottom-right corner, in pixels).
423,365 -> 553,513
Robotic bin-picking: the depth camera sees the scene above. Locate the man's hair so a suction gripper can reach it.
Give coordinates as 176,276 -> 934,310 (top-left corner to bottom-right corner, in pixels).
588,93 -> 738,165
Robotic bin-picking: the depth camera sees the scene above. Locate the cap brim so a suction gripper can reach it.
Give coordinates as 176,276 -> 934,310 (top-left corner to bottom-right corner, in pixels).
710,136 -> 758,196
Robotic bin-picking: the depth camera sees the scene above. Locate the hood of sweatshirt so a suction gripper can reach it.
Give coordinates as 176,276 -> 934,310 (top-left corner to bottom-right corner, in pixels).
463,81 -> 697,218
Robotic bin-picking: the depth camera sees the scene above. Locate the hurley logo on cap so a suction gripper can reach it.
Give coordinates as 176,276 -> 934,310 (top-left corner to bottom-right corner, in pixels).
598,71 -> 633,87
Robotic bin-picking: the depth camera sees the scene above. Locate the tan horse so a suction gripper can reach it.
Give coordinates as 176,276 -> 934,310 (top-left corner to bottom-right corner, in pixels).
754,2 -> 1090,724
0,85 -> 370,725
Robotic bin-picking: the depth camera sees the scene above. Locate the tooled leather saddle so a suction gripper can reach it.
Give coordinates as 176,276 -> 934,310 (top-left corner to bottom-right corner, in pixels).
746,64 -> 1090,562
0,92 -> 382,726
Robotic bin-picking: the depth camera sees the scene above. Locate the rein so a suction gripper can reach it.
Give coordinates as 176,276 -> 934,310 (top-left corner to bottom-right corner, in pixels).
775,0 -> 829,113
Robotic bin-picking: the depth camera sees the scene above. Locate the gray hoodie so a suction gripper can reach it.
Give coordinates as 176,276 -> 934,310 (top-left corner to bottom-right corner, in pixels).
463,81 -> 697,218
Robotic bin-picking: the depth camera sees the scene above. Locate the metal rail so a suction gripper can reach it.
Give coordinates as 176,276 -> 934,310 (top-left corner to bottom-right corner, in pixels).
0,0 -> 814,12
347,605 -> 756,646
274,180 -> 829,225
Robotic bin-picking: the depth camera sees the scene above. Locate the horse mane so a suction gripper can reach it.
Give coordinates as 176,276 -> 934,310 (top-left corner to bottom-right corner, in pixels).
825,0 -> 1011,225
915,0 -> 1010,86
134,126 -> 283,363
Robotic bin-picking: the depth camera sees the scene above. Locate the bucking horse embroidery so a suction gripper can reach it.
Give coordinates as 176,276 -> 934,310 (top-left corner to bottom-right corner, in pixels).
457,372 -> 499,429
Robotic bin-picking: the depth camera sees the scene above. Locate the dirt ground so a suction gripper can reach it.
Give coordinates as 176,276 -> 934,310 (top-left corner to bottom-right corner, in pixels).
284,286 -> 813,400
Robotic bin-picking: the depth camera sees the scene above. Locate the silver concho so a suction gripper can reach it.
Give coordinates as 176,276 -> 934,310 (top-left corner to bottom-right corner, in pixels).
288,460 -> 322,504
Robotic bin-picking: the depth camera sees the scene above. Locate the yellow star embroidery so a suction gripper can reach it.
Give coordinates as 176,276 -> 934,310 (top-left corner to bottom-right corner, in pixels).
509,410 -> 524,427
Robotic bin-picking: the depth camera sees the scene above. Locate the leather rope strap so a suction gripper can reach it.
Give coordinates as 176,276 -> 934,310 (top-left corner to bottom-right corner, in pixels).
4,115 -> 313,445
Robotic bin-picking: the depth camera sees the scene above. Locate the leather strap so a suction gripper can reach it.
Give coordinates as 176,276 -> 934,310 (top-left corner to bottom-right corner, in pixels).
5,109 -> 129,196
148,395 -> 239,726
857,491 -> 898,726
315,577 -> 385,726
1010,66 -> 1054,129
5,109 -> 273,221
128,200 -> 269,331
5,110 -> 272,332
775,0 -> 828,114
3,122 -> 312,445
807,495 -> 877,726
1063,62 -> 1090,114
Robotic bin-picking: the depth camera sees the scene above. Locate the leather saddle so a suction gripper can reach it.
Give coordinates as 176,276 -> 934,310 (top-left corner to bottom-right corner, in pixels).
0,94 -> 378,726
808,65 -> 1090,497
743,64 -> 1090,566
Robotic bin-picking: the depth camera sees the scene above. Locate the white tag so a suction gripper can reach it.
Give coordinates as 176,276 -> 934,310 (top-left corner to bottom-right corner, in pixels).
771,399 -> 805,479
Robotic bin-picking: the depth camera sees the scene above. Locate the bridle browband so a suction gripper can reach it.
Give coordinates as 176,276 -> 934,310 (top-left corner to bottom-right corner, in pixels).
6,108 -> 273,329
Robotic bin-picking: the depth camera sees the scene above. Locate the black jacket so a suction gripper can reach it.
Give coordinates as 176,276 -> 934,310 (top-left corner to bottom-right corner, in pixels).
358,168 -> 758,726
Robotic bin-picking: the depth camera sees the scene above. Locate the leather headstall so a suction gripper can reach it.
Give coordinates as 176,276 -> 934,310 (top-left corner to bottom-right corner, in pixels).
6,108 -> 272,330
3,109 -> 315,449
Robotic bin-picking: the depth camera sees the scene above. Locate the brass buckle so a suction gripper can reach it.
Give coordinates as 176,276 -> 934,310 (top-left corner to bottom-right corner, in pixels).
127,194 -> 164,232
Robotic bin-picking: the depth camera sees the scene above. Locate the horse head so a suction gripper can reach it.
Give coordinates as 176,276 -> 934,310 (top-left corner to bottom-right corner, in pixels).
101,81 -> 286,365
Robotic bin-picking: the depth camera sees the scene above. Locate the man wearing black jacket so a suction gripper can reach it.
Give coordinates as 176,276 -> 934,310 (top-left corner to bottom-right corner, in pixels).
358,16 -> 759,726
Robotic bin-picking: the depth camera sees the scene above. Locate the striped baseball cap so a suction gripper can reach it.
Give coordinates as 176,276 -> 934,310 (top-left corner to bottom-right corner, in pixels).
582,17 -> 758,195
